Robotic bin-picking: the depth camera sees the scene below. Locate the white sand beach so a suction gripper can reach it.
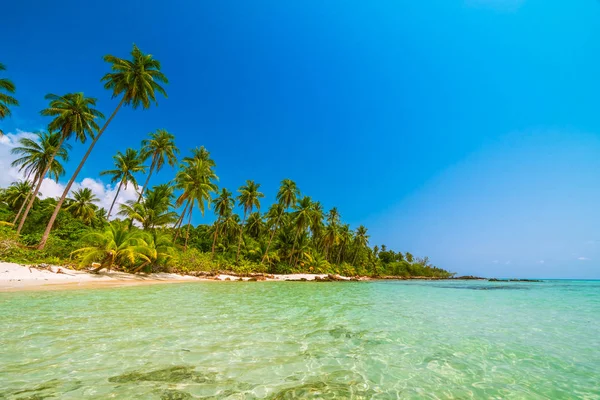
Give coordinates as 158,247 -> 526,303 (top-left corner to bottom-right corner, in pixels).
0,262 -> 356,291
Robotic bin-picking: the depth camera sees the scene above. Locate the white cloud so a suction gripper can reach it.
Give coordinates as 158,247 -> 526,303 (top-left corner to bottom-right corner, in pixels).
577,257 -> 590,261
538,260 -> 545,264
0,130 -> 139,219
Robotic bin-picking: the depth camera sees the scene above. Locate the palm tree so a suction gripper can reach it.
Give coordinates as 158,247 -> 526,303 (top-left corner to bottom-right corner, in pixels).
119,184 -> 178,229
71,221 -> 149,272
17,93 -> 102,234
38,44 -> 168,250
137,129 -> 179,203
0,63 -> 18,135
100,148 -> 146,219
322,223 -> 339,262
236,180 -> 264,263
3,181 -> 34,212
183,146 -> 216,167
246,212 -> 264,239
211,188 -> 234,259
352,225 -> 369,265
66,188 -> 99,225
290,196 -> 314,267
262,179 -> 299,264
336,223 -> 352,264
131,231 -> 175,273
175,159 -> 218,250
12,131 -> 71,233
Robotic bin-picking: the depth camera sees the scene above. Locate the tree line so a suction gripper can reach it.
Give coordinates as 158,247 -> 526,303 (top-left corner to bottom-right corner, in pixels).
0,46 -> 452,278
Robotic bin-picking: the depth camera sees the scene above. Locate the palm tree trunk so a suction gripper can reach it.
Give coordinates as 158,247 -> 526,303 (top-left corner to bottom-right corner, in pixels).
136,157 -> 156,204
337,242 -> 344,264
211,219 -> 222,260
261,214 -> 281,264
37,96 -> 126,250
289,228 -> 300,266
235,212 -> 247,264
12,172 -> 35,225
107,180 -> 124,219
173,201 -> 190,243
16,135 -> 67,235
184,204 -> 193,251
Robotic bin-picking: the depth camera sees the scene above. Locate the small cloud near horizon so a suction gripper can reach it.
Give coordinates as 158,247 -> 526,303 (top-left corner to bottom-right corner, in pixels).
538,260 -> 545,264
577,257 -> 590,261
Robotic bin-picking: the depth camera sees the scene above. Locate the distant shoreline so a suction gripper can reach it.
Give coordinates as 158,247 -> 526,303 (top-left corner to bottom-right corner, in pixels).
0,262 -> 542,292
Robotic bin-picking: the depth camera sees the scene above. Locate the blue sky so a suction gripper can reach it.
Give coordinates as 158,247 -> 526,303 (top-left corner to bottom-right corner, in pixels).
2,0 -> 600,278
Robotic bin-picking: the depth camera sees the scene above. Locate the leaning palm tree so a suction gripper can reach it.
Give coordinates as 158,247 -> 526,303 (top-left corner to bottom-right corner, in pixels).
11,131 -> 71,232
100,148 -> 146,219
174,159 -> 218,250
38,44 -> 168,250
235,180 -> 264,263
66,188 -> 99,225
16,93 -> 102,234
137,129 -> 179,203
211,188 -> 234,259
262,179 -> 299,264
0,63 -> 18,135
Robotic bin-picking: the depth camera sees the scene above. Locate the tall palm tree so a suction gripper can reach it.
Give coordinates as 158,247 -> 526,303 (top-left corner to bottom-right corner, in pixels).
352,225 -> 369,265
236,180 -> 264,263
137,129 -> 179,203
12,131 -> 71,233
0,63 -> 18,135
211,188 -> 234,259
290,196 -> 314,267
336,223 -> 352,264
100,148 -> 146,219
17,93 -> 102,234
66,188 -> 99,225
183,146 -> 216,167
38,44 -> 168,250
175,159 -> 218,250
262,179 -> 299,263
322,223 -> 339,262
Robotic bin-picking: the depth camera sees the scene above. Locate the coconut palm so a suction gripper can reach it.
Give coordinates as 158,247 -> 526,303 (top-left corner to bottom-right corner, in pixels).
235,180 -> 264,263
2,181 -> 35,211
175,159 -> 218,250
211,188 -> 234,258
0,63 -> 18,135
71,221 -> 150,272
16,93 -> 102,234
322,223 -> 339,262
12,131 -> 71,232
100,148 -> 146,219
38,44 -> 168,250
137,129 -> 179,202
336,223 -> 352,264
131,231 -> 175,273
119,184 -> 178,229
261,179 -> 299,264
66,188 -> 99,225
352,225 -> 369,265
246,212 -> 264,239
290,196 -> 314,267
183,146 -> 215,167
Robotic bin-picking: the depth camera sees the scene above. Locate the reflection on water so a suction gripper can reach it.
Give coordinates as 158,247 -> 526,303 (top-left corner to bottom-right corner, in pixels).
1,280 -> 599,398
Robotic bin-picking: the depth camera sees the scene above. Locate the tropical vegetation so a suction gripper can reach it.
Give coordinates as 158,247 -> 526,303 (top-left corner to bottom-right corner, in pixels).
0,49 -> 452,279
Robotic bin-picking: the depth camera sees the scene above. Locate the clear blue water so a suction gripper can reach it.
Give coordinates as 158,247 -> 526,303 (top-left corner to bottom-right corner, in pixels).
1,280 -> 599,399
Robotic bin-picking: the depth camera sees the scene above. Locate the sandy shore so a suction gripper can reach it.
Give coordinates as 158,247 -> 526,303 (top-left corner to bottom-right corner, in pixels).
0,262 -> 354,292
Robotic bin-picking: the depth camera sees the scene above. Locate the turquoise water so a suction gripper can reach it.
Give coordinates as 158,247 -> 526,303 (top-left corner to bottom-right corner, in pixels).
1,280 -> 599,399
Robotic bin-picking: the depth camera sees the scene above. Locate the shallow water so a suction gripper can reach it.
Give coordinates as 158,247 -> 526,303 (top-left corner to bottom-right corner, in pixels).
1,280 -> 599,399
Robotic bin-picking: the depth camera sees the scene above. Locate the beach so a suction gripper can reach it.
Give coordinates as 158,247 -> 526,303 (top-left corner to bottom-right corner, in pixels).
0,262 -> 356,291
